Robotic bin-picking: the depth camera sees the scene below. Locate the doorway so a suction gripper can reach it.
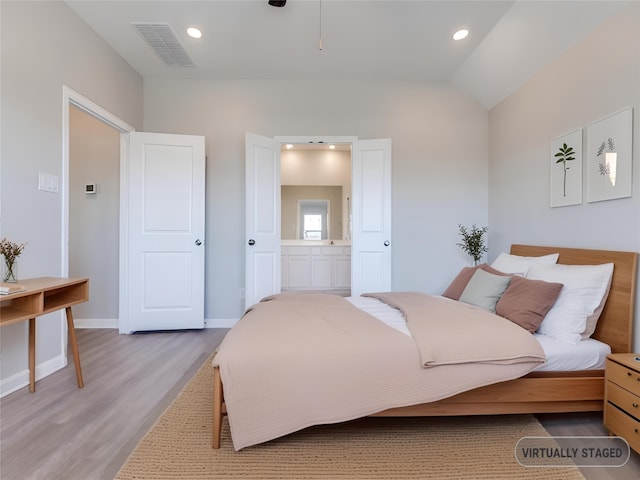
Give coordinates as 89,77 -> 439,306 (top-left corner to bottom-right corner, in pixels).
280,142 -> 352,295
63,88 -> 206,333
245,134 -> 392,308
68,105 -> 120,326
62,86 -> 135,328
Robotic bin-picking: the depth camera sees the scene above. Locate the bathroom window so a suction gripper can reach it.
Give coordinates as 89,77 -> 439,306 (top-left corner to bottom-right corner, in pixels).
303,214 -> 322,240
298,199 -> 329,240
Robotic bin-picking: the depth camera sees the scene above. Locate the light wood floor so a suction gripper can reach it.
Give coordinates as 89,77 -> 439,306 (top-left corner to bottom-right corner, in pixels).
0,328 -> 227,480
1,328 -> 639,480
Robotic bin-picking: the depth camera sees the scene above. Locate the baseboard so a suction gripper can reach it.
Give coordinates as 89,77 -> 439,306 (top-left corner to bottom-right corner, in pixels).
73,318 -> 237,330
205,318 -> 239,329
75,318 -> 119,329
0,353 -> 66,398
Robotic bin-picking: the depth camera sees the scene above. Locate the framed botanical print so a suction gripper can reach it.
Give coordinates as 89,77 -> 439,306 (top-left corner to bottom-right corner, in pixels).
550,128 -> 582,207
586,107 -> 633,203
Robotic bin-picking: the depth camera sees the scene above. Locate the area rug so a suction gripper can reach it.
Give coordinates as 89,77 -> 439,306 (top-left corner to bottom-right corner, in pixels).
115,354 -> 585,480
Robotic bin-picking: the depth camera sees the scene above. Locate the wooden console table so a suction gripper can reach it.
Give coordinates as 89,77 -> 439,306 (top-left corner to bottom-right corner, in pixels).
0,277 -> 89,392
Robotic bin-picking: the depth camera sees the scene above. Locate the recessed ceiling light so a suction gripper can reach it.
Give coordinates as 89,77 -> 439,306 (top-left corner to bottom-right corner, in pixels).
453,29 -> 469,41
286,144 -> 293,149
329,145 -> 335,150
187,27 -> 202,39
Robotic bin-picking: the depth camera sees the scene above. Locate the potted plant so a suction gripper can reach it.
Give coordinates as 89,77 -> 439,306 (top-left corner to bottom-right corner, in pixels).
1,238 -> 26,283
456,224 -> 488,266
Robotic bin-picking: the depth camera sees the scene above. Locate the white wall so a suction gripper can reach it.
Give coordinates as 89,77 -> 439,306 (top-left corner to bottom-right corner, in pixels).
143,78 -> 489,319
488,4 -> 640,347
0,1 -> 142,394
281,149 -> 351,186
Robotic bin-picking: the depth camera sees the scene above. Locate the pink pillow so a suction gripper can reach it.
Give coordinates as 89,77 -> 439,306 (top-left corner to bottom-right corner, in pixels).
496,276 -> 563,333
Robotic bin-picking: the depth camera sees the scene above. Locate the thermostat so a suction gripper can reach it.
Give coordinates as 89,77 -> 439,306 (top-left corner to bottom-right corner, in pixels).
85,183 -> 97,194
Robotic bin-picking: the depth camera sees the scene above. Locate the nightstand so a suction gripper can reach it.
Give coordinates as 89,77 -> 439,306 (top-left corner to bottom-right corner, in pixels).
604,353 -> 640,453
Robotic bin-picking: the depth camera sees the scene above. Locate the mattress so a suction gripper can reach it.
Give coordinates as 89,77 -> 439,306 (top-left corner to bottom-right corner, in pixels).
346,295 -> 610,372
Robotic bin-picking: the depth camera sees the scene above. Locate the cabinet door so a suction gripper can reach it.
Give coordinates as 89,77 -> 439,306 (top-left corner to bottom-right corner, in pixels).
333,256 -> 351,288
288,255 -> 311,288
312,257 -> 332,288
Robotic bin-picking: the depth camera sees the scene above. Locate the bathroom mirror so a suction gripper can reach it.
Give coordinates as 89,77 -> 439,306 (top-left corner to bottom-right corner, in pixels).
281,188 -> 342,240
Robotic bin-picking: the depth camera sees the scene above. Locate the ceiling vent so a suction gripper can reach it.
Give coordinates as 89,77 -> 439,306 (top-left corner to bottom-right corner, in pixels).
131,22 -> 195,67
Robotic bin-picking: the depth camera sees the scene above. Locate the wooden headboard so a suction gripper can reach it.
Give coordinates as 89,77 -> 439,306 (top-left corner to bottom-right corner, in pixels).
510,245 -> 638,353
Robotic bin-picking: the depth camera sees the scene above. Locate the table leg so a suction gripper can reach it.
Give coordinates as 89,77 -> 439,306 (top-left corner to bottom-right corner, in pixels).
29,317 -> 36,393
65,307 -> 84,388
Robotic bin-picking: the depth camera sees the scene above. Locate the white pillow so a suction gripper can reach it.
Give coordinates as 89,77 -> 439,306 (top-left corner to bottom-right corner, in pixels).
582,276 -> 613,339
526,263 -> 614,344
490,252 -> 559,276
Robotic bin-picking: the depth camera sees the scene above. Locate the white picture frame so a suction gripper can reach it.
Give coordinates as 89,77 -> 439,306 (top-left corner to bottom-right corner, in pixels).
586,107 -> 633,203
550,128 -> 582,207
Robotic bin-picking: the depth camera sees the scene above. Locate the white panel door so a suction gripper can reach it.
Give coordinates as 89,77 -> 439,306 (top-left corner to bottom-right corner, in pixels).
351,139 -> 392,296
245,133 -> 281,308
126,132 -> 205,331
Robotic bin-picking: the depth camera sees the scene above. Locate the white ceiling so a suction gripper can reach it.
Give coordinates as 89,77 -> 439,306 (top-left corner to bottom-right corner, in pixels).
65,0 -> 630,109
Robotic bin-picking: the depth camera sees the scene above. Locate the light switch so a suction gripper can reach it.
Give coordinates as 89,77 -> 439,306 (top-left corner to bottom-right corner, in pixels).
38,172 -> 59,193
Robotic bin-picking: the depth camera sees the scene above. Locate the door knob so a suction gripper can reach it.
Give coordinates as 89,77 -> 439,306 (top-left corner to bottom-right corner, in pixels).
384,240 -> 390,247
248,239 -> 256,246
195,239 -> 202,246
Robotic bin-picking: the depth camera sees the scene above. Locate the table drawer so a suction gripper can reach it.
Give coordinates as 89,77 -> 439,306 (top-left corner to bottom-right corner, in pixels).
607,381 -> 640,420
606,359 -> 640,395
605,403 -> 640,453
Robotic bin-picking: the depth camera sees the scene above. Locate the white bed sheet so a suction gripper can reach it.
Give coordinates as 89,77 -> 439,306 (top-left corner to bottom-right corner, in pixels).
346,295 -> 610,372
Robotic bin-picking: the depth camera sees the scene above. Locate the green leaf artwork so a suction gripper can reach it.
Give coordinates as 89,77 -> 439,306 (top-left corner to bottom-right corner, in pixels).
554,143 -> 575,197
596,137 -> 615,176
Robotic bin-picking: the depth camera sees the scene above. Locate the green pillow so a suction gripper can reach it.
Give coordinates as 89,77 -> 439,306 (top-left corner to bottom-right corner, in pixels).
458,268 -> 512,313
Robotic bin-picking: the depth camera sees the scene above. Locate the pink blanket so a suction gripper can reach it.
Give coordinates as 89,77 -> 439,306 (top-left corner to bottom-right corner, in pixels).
364,292 -> 546,367
213,293 -> 545,450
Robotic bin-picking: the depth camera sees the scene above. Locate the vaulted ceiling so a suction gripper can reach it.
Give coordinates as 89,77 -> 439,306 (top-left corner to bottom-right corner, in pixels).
65,1 -> 630,109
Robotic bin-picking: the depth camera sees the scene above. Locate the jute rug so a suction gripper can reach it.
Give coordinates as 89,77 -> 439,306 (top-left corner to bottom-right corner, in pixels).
116,354 -> 585,480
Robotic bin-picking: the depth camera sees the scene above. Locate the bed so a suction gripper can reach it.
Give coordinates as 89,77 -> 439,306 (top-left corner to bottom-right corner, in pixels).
212,245 -> 638,450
